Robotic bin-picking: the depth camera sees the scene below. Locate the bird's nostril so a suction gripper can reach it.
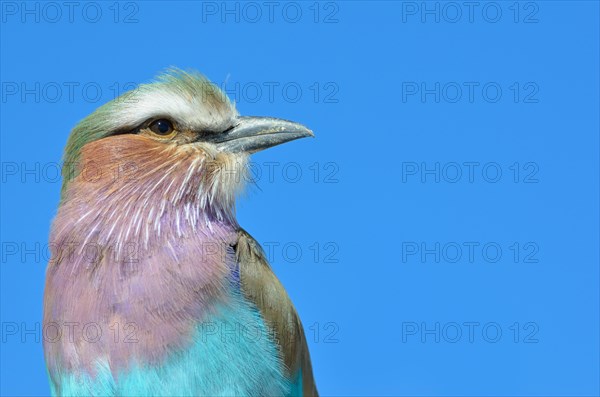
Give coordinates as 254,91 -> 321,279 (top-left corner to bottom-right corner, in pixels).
197,124 -> 239,144
221,124 -> 238,134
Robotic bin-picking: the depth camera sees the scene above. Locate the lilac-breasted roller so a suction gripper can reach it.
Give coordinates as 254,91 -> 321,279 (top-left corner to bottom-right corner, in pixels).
43,69 -> 318,396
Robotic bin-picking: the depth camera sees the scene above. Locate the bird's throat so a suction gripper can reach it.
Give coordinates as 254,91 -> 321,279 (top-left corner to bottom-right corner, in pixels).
53,134 -> 248,266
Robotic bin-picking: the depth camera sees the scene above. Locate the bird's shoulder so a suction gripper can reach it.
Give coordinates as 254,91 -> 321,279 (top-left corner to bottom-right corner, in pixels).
234,228 -> 318,397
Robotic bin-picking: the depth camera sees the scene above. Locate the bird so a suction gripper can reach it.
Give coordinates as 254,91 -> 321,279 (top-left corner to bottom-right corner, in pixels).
43,69 -> 318,396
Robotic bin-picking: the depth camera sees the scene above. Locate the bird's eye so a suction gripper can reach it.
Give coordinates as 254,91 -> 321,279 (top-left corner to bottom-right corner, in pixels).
148,119 -> 174,136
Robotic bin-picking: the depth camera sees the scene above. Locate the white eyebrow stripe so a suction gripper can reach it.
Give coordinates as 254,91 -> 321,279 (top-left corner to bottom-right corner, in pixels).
111,89 -> 237,132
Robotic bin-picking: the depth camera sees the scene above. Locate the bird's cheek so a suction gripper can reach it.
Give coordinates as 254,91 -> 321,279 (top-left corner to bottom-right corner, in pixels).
185,142 -> 220,160
206,152 -> 249,187
219,152 -> 249,172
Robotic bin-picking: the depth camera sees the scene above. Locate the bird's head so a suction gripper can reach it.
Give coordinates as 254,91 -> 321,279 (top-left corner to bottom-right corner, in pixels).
60,69 -> 313,223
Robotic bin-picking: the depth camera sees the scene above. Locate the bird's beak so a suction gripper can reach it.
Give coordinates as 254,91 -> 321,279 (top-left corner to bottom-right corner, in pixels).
207,116 -> 314,154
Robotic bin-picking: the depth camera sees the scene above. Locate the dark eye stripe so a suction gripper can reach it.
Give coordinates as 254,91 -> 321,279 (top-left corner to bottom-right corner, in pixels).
108,118 -> 177,137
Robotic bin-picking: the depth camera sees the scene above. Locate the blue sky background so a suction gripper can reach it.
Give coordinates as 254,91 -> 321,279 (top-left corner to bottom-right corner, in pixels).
1,1 -> 599,396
